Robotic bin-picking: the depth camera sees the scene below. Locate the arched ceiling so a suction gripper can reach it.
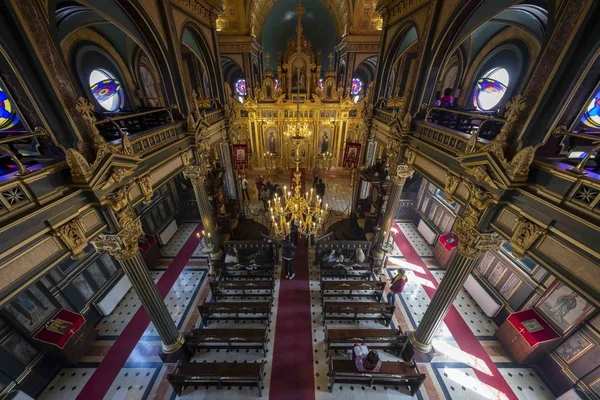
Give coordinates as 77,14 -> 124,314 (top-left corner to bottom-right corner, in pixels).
216,0 -> 381,40
251,0 -> 348,38
261,0 -> 336,69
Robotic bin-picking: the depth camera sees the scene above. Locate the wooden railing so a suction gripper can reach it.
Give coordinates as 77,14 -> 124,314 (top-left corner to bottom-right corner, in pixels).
373,108 -> 395,124
425,106 -> 505,141
96,106 -> 177,142
127,122 -> 184,155
414,121 -> 479,155
205,109 -> 224,125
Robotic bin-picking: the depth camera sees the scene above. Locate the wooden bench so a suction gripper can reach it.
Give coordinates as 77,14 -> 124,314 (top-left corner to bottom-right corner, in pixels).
322,302 -> 394,326
187,328 -> 268,355
321,281 -> 385,303
328,359 -> 425,396
320,262 -> 374,280
167,360 -> 265,396
220,263 -> 275,280
325,328 -> 408,358
210,280 -> 274,299
199,301 -> 272,325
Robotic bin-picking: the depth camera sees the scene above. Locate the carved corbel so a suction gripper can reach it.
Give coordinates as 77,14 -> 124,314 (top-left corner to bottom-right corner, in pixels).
404,148 -> 416,167
482,95 -> 526,162
444,172 -> 460,201
138,175 -> 154,205
55,217 -> 88,260
465,165 -> 499,189
509,216 -> 546,259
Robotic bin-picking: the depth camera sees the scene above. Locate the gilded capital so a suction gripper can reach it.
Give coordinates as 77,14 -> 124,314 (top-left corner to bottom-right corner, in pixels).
392,164 -> 414,185
509,216 -> 546,259
56,217 -> 88,260
91,216 -> 143,261
182,164 -> 208,184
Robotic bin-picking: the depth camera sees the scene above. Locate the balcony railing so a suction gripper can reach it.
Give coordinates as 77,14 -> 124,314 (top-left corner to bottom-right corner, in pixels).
373,108 -> 396,124
96,106 -> 177,142
425,106 -> 505,141
548,126 -> 600,175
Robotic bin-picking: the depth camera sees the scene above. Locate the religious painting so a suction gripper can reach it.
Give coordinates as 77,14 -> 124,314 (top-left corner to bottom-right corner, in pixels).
232,144 -> 248,170
590,377 -> 600,395
319,127 -> 332,153
522,319 -> 544,333
264,127 -> 278,154
72,273 -> 95,301
499,274 -> 522,300
343,142 -> 361,168
555,332 -> 593,364
537,281 -> 594,334
476,252 -> 494,275
292,59 -> 307,90
488,263 -> 507,286
3,285 -> 58,333
87,262 -> 107,287
2,331 -> 38,366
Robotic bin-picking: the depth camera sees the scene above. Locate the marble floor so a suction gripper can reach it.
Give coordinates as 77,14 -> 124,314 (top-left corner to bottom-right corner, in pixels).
38,176 -> 555,400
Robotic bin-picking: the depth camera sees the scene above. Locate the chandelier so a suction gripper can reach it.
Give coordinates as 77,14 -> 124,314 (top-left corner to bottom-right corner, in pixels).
269,0 -> 327,239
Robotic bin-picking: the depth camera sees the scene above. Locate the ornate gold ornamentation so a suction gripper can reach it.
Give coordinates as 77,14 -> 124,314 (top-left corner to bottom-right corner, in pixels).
392,164 -> 414,185
444,172 -> 460,201
405,148 -> 416,167
56,217 -> 88,260
482,95 -> 526,161
400,111 -> 412,132
171,0 -> 220,27
138,176 -> 154,205
183,164 -> 208,184
104,185 -> 131,212
506,145 -> 538,178
452,185 -> 501,259
92,215 -> 143,260
465,166 -> 498,189
101,168 -> 134,190
509,216 -> 546,259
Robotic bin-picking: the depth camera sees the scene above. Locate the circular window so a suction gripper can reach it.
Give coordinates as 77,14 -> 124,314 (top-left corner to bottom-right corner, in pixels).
89,69 -> 122,112
351,78 -> 363,96
581,89 -> 600,128
235,79 -> 247,96
0,87 -> 20,131
472,68 -> 509,111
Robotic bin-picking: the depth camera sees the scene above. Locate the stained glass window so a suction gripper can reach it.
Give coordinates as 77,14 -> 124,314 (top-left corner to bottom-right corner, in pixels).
89,69 -> 122,112
0,87 -> 20,131
318,78 -> 324,90
473,68 -> 509,111
275,79 -> 280,91
235,79 -> 247,96
581,89 -> 600,128
351,78 -> 363,96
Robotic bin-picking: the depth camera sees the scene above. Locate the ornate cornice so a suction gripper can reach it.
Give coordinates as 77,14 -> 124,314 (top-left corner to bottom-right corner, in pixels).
171,0 -> 220,27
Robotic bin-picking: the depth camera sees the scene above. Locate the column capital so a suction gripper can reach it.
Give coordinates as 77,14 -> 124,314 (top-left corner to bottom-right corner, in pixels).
92,208 -> 143,260
182,164 -> 208,184
392,164 -> 414,185
509,216 -> 546,259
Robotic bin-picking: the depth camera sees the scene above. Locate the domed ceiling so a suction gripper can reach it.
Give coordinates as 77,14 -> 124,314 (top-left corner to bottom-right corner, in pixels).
261,0 -> 336,73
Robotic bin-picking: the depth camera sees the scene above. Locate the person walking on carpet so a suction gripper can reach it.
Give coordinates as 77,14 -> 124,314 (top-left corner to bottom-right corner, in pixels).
281,239 -> 297,280
387,268 -> 407,306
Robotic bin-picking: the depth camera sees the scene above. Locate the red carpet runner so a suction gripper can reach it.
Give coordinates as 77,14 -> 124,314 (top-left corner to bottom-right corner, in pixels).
270,169 -> 315,400
77,225 -> 201,400
392,222 -> 518,400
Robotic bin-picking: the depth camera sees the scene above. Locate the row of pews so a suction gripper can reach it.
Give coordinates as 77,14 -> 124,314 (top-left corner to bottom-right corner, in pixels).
167,241 -> 277,397
316,241 -> 425,396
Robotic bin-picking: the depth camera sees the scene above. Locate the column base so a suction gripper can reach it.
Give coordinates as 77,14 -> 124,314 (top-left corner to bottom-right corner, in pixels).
158,333 -> 190,363
408,331 -> 435,361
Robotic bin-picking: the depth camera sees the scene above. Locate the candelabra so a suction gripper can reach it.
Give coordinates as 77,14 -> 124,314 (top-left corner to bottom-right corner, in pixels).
263,151 -> 277,175
196,231 -> 216,276
317,151 -> 333,171
378,227 -> 398,274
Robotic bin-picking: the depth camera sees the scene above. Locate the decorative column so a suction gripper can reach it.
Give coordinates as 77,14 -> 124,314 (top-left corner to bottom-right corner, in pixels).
372,164 -> 414,262
409,187 -> 502,353
92,192 -> 188,362
183,164 -> 223,260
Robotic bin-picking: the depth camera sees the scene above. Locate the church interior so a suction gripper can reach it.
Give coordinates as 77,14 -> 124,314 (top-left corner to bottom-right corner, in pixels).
0,0 -> 599,399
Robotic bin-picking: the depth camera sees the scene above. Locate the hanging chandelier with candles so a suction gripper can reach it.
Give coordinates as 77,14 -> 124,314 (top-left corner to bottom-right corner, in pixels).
269,0 -> 327,239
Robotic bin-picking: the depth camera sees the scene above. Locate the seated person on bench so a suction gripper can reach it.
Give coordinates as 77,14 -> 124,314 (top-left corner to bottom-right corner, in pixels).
327,250 -> 345,263
352,343 -> 382,372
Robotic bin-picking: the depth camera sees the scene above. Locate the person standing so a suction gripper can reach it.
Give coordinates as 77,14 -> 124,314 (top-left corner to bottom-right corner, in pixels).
241,175 -> 250,201
316,178 -> 326,199
281,239 -> 297,279
387,268 -> 408,306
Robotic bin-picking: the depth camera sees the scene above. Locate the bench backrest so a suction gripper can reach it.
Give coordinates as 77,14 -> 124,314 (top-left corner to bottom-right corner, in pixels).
315,241 -> 372,264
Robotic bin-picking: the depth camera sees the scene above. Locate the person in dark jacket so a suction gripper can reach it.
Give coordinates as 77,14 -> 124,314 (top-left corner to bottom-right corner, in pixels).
387,268 -> 408,306
281,239 -> 297,279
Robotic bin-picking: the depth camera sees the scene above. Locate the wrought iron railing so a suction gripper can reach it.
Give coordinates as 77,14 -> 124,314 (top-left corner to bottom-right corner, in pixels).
395,199 -> 415,220
0,127 -> 50,176
551,126 -> 600,175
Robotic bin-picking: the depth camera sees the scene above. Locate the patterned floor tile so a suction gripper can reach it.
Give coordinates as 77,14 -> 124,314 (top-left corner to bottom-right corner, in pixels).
105,367 -> 160,400
398,223 -> 434,257
160,223 -> 198,258
39,368 -> 96,400
498,367 -> 554,400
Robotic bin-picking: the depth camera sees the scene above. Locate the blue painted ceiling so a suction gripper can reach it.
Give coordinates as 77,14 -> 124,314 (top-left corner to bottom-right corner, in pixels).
261,0 -> 336,75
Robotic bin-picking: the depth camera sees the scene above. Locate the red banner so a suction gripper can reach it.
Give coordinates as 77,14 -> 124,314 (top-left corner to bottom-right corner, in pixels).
232,144 -> 248,170
343,142 -> 361,168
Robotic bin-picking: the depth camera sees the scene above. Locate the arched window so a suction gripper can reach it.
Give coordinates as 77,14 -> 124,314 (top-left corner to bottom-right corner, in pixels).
139,65 -> 161,107
235,79 -> 247,96
89,69 -> 123,112
581,89 -> 600,128
0,87 -> 20,130
472,67 -> 509,111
